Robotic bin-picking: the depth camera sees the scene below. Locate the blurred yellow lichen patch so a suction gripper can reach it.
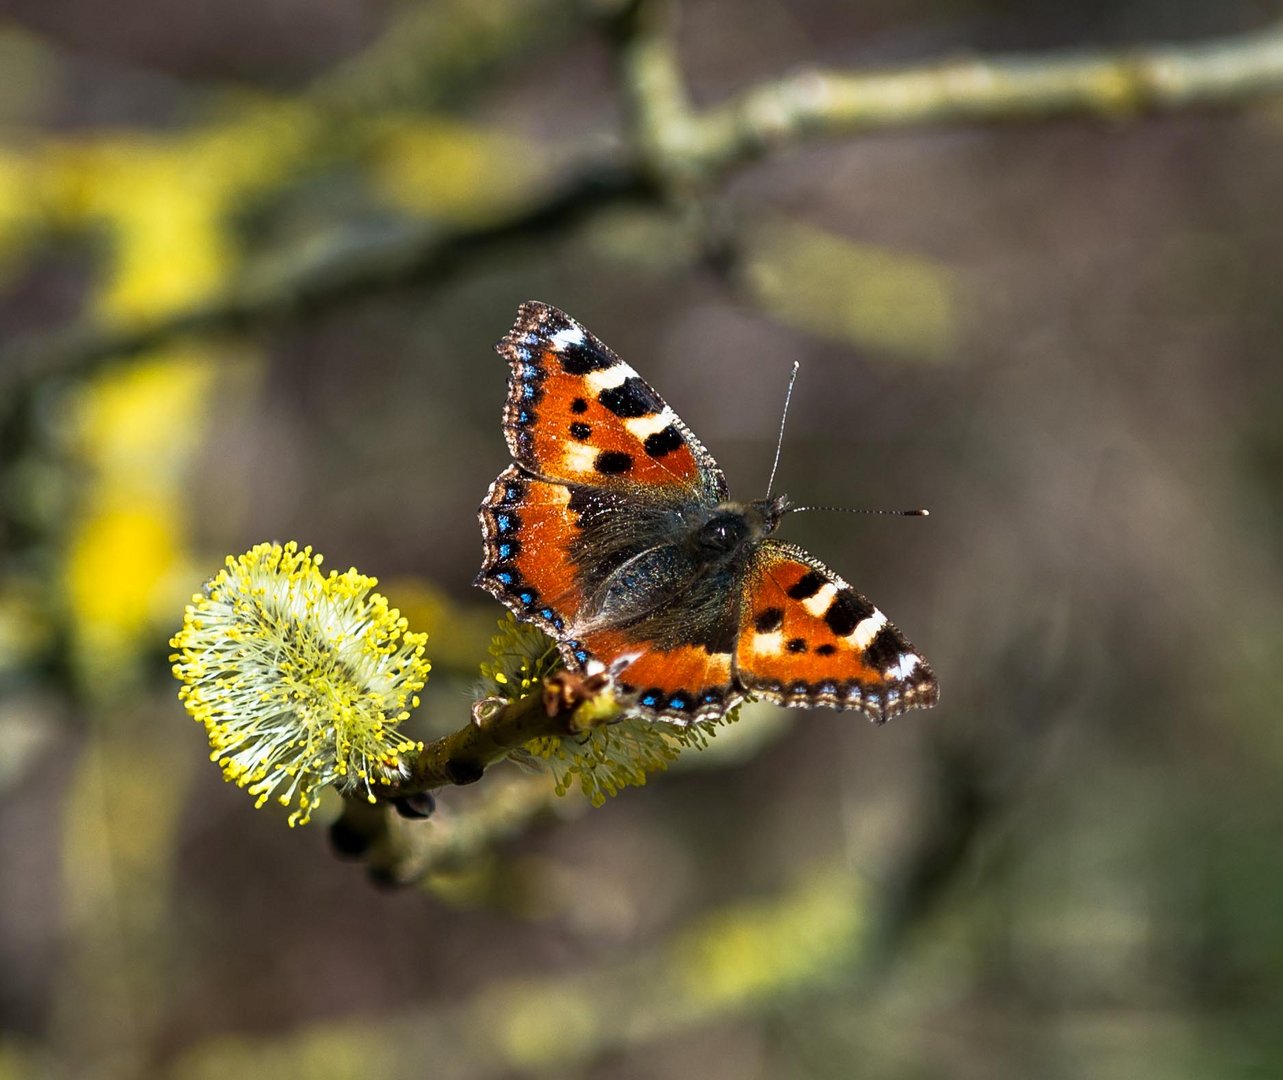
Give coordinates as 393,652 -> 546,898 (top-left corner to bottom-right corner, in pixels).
165,864 -> 873,1079
479,981 -> 601,1070
0,1040 -> 45,1080
744,217 -> 957,362
671,867 -> 866,1007
63,498 -> 186,671
59,350 -> 228,686
28,105 -> 322,689
68,351 -> 222,483
37,99 -> 320,261
369,116 -> 549,224
62,733 -> 192,927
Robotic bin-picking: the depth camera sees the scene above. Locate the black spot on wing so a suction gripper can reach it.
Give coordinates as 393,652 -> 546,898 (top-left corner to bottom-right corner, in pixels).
599,377 -> 662,419
865,627 -> 906,671
643,424 -> 683,458
824,590 -> 875,637
558,339 -> 614,375
570,397 -> 588,414
754,607 -> 784,633
786,571 -> 825,601
786,637 -> 808,653
570,422 -> 591,441
815,643 -> 836,656
594,450 -> 633,475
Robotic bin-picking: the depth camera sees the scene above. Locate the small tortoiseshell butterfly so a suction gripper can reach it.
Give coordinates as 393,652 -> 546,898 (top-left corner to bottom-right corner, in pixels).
476,302 -> 939,724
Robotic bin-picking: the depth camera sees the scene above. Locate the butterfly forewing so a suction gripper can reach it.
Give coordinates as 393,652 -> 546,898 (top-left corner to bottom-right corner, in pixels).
477,464 -> 588,640
497,302 -> 727,501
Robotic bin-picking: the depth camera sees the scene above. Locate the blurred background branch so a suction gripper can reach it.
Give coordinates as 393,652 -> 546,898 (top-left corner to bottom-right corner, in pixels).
658,18 -> 1283,176
7,9 -> 1283,388
0,163 -> 650,395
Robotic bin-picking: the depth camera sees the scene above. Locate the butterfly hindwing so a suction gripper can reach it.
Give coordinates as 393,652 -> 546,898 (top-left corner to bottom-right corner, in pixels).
735,541 -> 938,724
573,627 -> 744,723
497,302 -> 727,501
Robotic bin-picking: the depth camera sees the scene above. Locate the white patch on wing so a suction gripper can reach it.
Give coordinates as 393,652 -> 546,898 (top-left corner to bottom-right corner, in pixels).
886,653 -> 920,680
549,325 -> 585,351
585,364 -> 631,393
624,408 -> 676,439
561,441 -> 599,474
704,653 -> 732,681
845,610 -> 887,650
751,631 -> 784,656
801,583 -> 838,618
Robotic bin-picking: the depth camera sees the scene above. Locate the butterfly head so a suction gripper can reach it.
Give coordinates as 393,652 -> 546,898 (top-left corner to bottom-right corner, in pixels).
696,494 -> 790,558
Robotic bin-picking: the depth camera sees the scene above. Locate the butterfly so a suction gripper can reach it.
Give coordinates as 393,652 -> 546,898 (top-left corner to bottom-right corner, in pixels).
476,302 -> 939,724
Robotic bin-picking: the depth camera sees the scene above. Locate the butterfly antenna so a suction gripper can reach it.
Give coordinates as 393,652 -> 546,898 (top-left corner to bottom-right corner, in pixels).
789,504 -> 930,517
765,361 -> 801,500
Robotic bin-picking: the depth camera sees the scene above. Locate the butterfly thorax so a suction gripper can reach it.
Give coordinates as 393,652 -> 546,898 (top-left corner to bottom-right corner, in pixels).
563,493 -> 788,653
695,495 -> 789,560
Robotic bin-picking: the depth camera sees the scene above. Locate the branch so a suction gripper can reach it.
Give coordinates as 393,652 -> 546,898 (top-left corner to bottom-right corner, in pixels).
0,164 -> 650,394
390,669 -> 616,794
7,18 -> 1283,383
672,21 -> 1283,177
335,772 -> 580,886
330,669 -> 615,883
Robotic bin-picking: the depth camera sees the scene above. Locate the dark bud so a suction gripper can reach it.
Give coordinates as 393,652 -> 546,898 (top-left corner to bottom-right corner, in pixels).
328,818 -> 371,860
394,792 -> 436,819
445,759 -> 486,786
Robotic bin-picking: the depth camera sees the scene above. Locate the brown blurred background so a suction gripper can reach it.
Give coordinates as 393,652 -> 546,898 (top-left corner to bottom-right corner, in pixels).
3,0 -> 1283,1077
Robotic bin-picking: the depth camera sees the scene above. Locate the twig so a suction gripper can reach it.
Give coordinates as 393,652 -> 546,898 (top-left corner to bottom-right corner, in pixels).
384,668 -> 616,794
352,772 -> 579,886
332,670 -> 612,883
680,21 -> 1283,176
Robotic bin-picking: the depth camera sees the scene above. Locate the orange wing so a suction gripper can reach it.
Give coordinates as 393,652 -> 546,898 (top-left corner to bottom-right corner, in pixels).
735,542 -> 938,724
476,465 -> 587,645
574,627 -> 744,724
496,302 -> 726,502
478,466 -> 744,722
